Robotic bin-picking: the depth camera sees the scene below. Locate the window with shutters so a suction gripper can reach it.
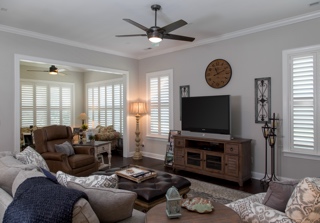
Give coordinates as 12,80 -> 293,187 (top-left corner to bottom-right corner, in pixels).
146,69 -> 173,139
283,45 -> 320,159
20,80 -> 74,127
86,78 -> 123,133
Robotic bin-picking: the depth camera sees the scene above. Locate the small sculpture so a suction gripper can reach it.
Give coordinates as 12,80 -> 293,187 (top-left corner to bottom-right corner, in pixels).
165,186 -> 181,218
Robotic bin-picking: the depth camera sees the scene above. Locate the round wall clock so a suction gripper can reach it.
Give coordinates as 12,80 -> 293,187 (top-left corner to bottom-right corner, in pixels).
205,59 -> 232,89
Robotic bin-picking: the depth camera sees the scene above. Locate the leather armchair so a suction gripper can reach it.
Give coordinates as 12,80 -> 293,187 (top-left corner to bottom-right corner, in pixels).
34,125 -> 99,176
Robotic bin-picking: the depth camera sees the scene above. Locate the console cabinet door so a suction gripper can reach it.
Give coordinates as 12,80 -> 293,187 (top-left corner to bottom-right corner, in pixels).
204,151 -> 224,173
185,148 -> 203,170
225,155 -> 239,177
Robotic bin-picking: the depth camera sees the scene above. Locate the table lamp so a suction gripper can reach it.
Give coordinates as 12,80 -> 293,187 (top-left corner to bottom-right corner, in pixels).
78,113 -> 88,125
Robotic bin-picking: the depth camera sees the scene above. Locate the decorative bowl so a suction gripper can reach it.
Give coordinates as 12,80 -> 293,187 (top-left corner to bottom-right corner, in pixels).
181,197 -> 214,213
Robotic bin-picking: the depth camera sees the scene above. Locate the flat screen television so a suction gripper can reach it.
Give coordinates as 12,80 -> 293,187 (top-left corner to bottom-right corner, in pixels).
181,95 -> 231,138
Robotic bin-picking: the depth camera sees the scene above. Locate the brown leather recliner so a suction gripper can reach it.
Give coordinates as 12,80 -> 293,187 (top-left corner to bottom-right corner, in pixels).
34,125 -> 99,176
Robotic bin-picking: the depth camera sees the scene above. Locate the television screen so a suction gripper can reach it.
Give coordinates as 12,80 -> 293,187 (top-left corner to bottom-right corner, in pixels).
181,95 -> 230,134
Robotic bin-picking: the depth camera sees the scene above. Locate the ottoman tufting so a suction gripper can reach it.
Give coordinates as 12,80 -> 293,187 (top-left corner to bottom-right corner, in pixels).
92,166 -> 191,211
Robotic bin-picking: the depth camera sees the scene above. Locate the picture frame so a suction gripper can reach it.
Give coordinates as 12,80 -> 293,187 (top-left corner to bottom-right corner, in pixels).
255,77 -> 271,123
23,133 -> 33,146
180,85 -> 190,120
73,127 -> 80,135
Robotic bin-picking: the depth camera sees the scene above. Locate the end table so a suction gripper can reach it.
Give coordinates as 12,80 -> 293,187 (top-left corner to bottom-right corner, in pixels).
74,141 -> 112,168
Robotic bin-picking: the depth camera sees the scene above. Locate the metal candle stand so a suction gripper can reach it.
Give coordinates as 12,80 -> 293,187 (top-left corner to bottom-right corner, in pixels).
260,113 -> 279,184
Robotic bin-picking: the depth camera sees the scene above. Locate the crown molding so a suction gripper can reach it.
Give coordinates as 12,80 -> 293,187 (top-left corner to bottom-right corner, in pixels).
1,10 -> 320,60
0,24 -> 137,59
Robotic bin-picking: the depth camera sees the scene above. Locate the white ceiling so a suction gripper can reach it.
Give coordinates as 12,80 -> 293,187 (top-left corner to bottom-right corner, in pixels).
1,0 -> 320,60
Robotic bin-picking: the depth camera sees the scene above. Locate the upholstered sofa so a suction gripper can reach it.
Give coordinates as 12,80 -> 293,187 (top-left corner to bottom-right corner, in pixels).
0,151 -> 145,223
226,178 -> 320,223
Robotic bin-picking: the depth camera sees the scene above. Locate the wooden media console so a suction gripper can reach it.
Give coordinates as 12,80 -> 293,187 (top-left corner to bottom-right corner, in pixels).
173,135 -> 251,186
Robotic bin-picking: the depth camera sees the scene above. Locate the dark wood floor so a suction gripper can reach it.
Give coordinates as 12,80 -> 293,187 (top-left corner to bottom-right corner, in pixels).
106,153 -> 268,194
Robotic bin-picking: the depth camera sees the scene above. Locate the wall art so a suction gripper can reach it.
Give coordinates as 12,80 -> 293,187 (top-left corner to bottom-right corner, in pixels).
255,77 -> 271,123
180,85 -> 190,120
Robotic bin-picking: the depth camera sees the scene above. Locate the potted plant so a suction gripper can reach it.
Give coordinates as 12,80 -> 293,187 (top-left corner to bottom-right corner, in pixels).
81,124 -> 88,131
89,135 -> 95,145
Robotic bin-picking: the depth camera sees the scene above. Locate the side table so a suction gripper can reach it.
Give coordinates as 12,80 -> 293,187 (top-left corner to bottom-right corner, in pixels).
145,201 -> 242,223
74,141 -> 112,168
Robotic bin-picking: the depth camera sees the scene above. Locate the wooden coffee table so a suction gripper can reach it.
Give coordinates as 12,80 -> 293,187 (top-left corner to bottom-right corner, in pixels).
145,201 -> 242,223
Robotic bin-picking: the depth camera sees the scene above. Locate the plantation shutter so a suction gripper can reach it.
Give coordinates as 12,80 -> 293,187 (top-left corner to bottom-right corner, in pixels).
291,54 -> 315,151
21,84 -> 34,127
35,85 -> 47,126
20,80 -> 73,127
148,72 -> 171,137
86,79 -> 123,133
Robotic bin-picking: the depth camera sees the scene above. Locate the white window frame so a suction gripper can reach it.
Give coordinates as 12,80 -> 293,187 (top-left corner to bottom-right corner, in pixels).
20,79 -> 75,127
86,78 -> 124,133
282,44 -> 320,160
146,69 -> 173,140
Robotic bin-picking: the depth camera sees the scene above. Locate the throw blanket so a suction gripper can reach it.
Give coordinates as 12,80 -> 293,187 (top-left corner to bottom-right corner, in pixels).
3,177 -> 88,223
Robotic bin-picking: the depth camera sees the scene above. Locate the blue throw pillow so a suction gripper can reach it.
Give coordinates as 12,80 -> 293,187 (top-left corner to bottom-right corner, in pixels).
40,167 -> 58,184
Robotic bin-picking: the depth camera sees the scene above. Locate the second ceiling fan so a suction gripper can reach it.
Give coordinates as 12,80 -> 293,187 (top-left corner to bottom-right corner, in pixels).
116,4 -> 195,43
27,65 -> 67,76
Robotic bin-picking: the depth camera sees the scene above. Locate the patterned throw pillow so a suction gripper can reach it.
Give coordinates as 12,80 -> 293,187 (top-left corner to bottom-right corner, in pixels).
100,125 -> 115,134
15,146 -> 49,171
55,141 -> 75,156
285,177 -> 320,222
56,171 -> 118,189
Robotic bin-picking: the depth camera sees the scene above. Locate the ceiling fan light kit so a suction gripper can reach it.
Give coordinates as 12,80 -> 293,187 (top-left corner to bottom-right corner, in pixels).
49,65 -> 58,75
116,4 -> 195,43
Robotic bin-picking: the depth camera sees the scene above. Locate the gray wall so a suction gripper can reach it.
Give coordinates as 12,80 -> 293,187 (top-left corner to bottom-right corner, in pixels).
0,31 -> 139,155
138,18 -> 320,179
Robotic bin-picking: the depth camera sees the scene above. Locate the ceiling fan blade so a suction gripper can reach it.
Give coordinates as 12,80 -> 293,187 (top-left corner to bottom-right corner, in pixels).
27,70 -> 48,72
123,19 -> 149,32
58,68 -> 66,72
116,34 -> 147,37
163,34 -> 195,42
161,19 -> 187,33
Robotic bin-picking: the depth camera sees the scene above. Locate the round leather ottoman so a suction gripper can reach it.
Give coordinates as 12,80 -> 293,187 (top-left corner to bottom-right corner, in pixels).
93,167 -> 191,211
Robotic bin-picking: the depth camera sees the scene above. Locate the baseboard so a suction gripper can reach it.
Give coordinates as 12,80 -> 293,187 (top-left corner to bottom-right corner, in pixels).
251,171 -> 297,181
127,151 -> 165,161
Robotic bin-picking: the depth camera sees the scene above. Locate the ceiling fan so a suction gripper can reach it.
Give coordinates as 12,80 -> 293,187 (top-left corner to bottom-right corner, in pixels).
27,65 -> 67,76
116,4 -> 195,43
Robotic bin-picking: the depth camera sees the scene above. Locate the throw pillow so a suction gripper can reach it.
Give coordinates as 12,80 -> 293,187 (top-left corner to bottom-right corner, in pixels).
262,179 -> 300,212
56,171 -> 118,188
15,146 -> 49,171
0,154 -> 37,195
67,181 -> 137,223
55,141 -> 75,156
285,177 -> 320,222
100,125 -> 115,134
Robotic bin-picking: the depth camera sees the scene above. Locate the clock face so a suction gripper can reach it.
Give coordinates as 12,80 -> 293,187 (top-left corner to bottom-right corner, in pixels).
205,59 -> 232,88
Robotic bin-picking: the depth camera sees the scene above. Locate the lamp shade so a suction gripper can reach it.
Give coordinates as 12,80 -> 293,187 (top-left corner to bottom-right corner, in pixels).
130,102 -> 147,115
78,113 -> 88,120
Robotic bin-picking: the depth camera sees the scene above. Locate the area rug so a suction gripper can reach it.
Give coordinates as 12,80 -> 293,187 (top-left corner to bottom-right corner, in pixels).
185,177 -> 252,204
